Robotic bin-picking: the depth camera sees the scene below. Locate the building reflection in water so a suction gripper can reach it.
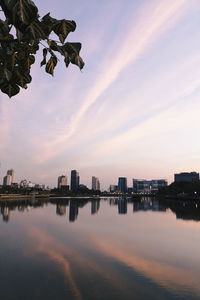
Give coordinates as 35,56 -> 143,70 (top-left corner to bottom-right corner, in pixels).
56,205 -> 67,216
133,198 -> 166,212
118,199 -> 127,214
69,201 -> 79,222
1,207 -> 10,222
91,200 -> 100,215
1,197 -> 200,223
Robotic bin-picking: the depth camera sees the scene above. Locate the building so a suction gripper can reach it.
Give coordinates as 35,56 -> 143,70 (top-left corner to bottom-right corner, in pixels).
118,177 -> 127,193
7,169 -> 14,183
70,170 -> 80,190
174,172 -> 199,182
133,179 -> 167,193
109,185 -> 118,193
57,175 -> 68,189
92,176 -> 100,191
3,175 -> 12,186
3,169 -> 14,186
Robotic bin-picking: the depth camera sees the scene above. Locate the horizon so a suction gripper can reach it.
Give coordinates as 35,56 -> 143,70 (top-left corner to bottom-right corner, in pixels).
1,0 -> 200,190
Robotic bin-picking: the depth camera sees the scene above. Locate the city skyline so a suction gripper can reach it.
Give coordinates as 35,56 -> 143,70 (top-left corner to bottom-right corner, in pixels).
3,166 -> 199,191
1,0 -> 200,189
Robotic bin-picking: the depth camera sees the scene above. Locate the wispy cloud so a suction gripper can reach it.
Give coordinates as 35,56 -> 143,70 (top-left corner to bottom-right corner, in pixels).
35,0 -> 189,163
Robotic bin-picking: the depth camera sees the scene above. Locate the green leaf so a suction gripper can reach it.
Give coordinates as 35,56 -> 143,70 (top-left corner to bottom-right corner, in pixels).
45,56 -> 57,76
1,83 -> 20,98
53,20 -> 76,44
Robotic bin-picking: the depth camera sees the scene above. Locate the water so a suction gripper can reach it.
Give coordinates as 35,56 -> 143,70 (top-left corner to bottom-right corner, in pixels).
0,197 -> 200,300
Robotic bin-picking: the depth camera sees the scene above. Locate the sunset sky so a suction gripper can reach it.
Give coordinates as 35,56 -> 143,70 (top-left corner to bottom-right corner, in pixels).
1,0 -> 200,189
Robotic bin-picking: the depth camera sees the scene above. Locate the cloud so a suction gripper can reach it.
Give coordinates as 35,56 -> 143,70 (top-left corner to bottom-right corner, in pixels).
35,0 -> 189,163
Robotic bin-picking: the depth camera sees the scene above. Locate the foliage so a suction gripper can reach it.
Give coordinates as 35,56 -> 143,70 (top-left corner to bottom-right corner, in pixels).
158,181 -> 200,196
0,0 -> 84,98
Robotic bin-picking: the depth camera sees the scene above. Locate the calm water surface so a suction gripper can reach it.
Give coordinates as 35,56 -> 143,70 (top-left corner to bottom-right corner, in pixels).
0,197 -> 200,300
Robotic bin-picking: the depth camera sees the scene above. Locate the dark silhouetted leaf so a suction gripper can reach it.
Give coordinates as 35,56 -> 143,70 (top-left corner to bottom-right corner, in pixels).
1,82 -> 20,98
40,48 -> 48,67
45,56 -> 57,76
53,20 -> 76,44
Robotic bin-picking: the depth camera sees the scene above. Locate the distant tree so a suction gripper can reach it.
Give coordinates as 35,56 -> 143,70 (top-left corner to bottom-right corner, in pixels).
0,0 -> 84,98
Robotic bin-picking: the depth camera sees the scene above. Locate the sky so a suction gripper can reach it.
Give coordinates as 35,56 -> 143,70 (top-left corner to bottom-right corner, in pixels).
1,0 -> 200,189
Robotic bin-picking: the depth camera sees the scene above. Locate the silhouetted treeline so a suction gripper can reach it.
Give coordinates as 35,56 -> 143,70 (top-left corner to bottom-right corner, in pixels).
158,181 -> 200,197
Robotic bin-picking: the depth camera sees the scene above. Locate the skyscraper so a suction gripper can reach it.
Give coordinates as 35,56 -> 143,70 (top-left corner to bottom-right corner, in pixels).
118,177 -> 127,193
92,176 -> 100,191
3,169 -> 14,186
57,175 -> 67,188
7,169 -> 14,182
3,175 -> 12,186
70,170 -> 80,190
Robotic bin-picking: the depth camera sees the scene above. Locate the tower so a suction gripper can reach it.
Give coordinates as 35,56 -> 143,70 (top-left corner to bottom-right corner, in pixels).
70,170 -> 80,190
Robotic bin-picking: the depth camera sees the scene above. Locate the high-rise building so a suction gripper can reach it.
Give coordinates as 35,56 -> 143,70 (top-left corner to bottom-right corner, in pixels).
70,170 -> 80,190
3,175 -> 12,186
174,172 -> 199,182
92,176 -> 100,191
118,177 -> 127,193
3,169 -> 14,186
57,175 -> 68,188
7,169 -> 14,183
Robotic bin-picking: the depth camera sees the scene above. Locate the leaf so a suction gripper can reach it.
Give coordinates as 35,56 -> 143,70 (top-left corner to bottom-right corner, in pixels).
26,20 -> 46,40
45,56 -> 57,76
1,82 -> 20,98
71,55 -> 84,70
22,54 -> 35,69
63,42 -> 82,56
7,0 -> 38,26
62,42 -> 84,69
53,20 -> 76,44
47,40 -> 60,51
3,68 -> 12,81
41,13 -> 57,36
40,48 -> 48,67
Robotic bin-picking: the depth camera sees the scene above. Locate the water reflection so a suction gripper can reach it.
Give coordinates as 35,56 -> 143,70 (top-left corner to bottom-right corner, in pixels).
1,197 -> 200,223
0,197 -> 200,299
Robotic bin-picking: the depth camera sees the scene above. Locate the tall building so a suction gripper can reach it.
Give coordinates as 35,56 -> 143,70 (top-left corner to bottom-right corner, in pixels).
92,176 -> 100,190
118,177 -> 127,193
7,169 -> 14,183
3,169 -> 14,186
57,175 -> 68,188
174,172 -> 199,182
3,175 -> 12,186
70,170 -> 80,190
